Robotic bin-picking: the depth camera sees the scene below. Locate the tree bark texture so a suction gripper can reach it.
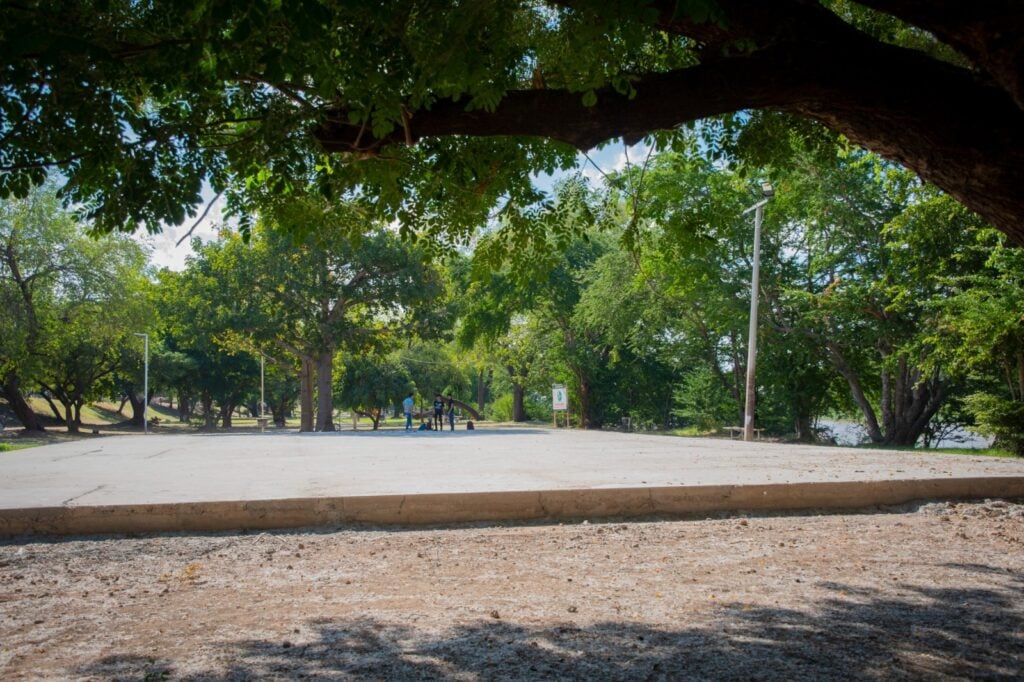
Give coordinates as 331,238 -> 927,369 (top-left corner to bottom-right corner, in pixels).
0,374 -> 44,431
299,357 -> 315,432
220,402 -> 234,429
827,340 -> 946,446
201,394 -> 215,429
128,393 -> 145,427
271,399 -> 287,428
315,351 -> 335,432
477,369 -> 489,415
511,382 -> 526,422
64,402 -> 78,434
178,394 -> 191,422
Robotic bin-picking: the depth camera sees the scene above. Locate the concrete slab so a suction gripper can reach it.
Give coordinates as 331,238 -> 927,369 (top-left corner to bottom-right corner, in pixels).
2,428 -> 1023,535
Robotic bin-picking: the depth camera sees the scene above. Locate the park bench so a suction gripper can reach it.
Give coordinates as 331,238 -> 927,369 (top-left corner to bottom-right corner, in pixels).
726,426 -> 763,440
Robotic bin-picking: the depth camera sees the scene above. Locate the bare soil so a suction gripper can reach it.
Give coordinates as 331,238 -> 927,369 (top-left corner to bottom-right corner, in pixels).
2,501 -> 1023,680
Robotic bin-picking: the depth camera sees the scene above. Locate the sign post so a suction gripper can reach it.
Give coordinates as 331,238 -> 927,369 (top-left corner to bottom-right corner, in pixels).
552,384 -> 568,428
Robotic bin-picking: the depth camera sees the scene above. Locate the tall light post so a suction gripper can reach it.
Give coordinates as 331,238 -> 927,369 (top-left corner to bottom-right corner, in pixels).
741,182 -> 774,442
133,333 -> 149,434
260,354 -> 265,419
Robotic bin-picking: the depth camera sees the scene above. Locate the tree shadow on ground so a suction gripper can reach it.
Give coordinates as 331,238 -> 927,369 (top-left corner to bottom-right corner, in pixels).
75,577 -> 1024,681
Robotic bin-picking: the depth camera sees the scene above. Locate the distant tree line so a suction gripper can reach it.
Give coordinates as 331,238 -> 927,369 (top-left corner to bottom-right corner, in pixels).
3,131 -> 1024,451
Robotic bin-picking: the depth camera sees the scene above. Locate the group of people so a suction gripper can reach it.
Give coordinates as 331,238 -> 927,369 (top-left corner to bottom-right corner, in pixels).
402,393 -> 464,432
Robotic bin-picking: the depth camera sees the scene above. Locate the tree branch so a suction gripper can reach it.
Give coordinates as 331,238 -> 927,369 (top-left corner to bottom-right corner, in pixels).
176,189 -> 224,247
316,47 -> 807,153
854,0 -> 1024,108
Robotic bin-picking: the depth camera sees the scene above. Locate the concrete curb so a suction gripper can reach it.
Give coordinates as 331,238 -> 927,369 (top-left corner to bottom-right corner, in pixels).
2,476 -> 1023,537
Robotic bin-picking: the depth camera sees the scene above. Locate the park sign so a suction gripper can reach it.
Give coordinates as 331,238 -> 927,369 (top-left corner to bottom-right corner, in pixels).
552,384 -> 568,411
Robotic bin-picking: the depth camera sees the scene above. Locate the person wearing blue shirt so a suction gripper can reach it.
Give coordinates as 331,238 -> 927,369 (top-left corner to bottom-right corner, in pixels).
402,393 -> 415,431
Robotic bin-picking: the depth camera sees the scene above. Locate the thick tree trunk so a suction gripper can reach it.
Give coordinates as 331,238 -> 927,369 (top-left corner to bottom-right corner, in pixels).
0,375 -> 44,431
884,369 -> 948,447
202,394 -> 215,429
65,402 -> 78,434
221,402 -> 234,429
315,351 -> 335,432
271,400 -> 287,428
794,413 -> 813,442
299,357 -> 315,432
127,393 -> 145,426
511,383 -> 526,422
477,369 -> 489,415
178,393 -> 191,422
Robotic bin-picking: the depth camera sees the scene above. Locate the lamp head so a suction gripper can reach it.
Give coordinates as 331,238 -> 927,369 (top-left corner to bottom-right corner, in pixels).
761,182 -> 775,198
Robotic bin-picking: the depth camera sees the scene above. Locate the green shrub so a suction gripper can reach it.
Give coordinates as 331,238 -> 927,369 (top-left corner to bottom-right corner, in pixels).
487,393 -> 552,422
672,367 -> 736,431
964,393 -> 1024,455
488,394 -> 515,421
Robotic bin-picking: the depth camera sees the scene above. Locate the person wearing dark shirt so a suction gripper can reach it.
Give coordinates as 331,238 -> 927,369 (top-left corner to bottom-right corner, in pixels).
433,394 -> 445,431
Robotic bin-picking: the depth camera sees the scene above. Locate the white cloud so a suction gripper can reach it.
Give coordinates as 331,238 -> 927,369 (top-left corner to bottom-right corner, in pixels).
529,139 -> 658,195
577,140 -> 652,189
135,191 -> 225,271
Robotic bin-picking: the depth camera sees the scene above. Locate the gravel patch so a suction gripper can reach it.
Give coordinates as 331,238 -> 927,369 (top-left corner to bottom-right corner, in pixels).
2,501 -> 1023,680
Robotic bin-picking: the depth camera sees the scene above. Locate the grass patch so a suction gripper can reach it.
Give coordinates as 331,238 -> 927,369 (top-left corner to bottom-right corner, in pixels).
0,441 -> 43,452
868,444 -> 1019,458
661,426 -> 718,438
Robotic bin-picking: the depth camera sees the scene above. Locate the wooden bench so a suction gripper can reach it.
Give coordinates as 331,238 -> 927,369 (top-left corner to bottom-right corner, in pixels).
726,426 -> 763,440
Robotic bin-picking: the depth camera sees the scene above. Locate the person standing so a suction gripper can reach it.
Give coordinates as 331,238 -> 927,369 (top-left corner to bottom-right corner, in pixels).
433,393 -> 445,431
446,396 -> 456,432
402,393 -> 415,431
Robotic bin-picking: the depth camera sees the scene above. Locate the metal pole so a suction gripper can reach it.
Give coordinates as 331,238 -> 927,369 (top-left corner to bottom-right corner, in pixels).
143,334 -> 148,434
260,355 -> 265,418
743,204 -> 764,442
134,333 -> 149,434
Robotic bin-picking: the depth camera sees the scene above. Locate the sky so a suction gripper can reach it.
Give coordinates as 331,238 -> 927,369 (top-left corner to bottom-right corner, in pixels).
134,190 -> 227,271
139,141 -> 650,272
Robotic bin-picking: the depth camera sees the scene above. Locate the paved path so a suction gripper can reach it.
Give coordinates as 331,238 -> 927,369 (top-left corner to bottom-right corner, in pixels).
2,428 -> 1023,534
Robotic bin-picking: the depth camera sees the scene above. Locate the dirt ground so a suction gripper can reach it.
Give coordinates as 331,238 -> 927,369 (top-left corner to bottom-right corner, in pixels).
2,500 -> 1022,681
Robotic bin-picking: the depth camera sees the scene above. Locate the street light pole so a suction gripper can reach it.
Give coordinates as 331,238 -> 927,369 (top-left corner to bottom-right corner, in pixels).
133,333 -> 149,434
260,354 -> 265,419
742,183 -> 774,442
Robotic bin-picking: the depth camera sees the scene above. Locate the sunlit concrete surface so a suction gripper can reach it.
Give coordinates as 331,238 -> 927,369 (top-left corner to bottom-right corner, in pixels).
2,428 -> 1023,535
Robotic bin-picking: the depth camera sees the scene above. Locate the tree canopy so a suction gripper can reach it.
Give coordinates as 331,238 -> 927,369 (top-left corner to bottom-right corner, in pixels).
2,1 -> 1022,244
